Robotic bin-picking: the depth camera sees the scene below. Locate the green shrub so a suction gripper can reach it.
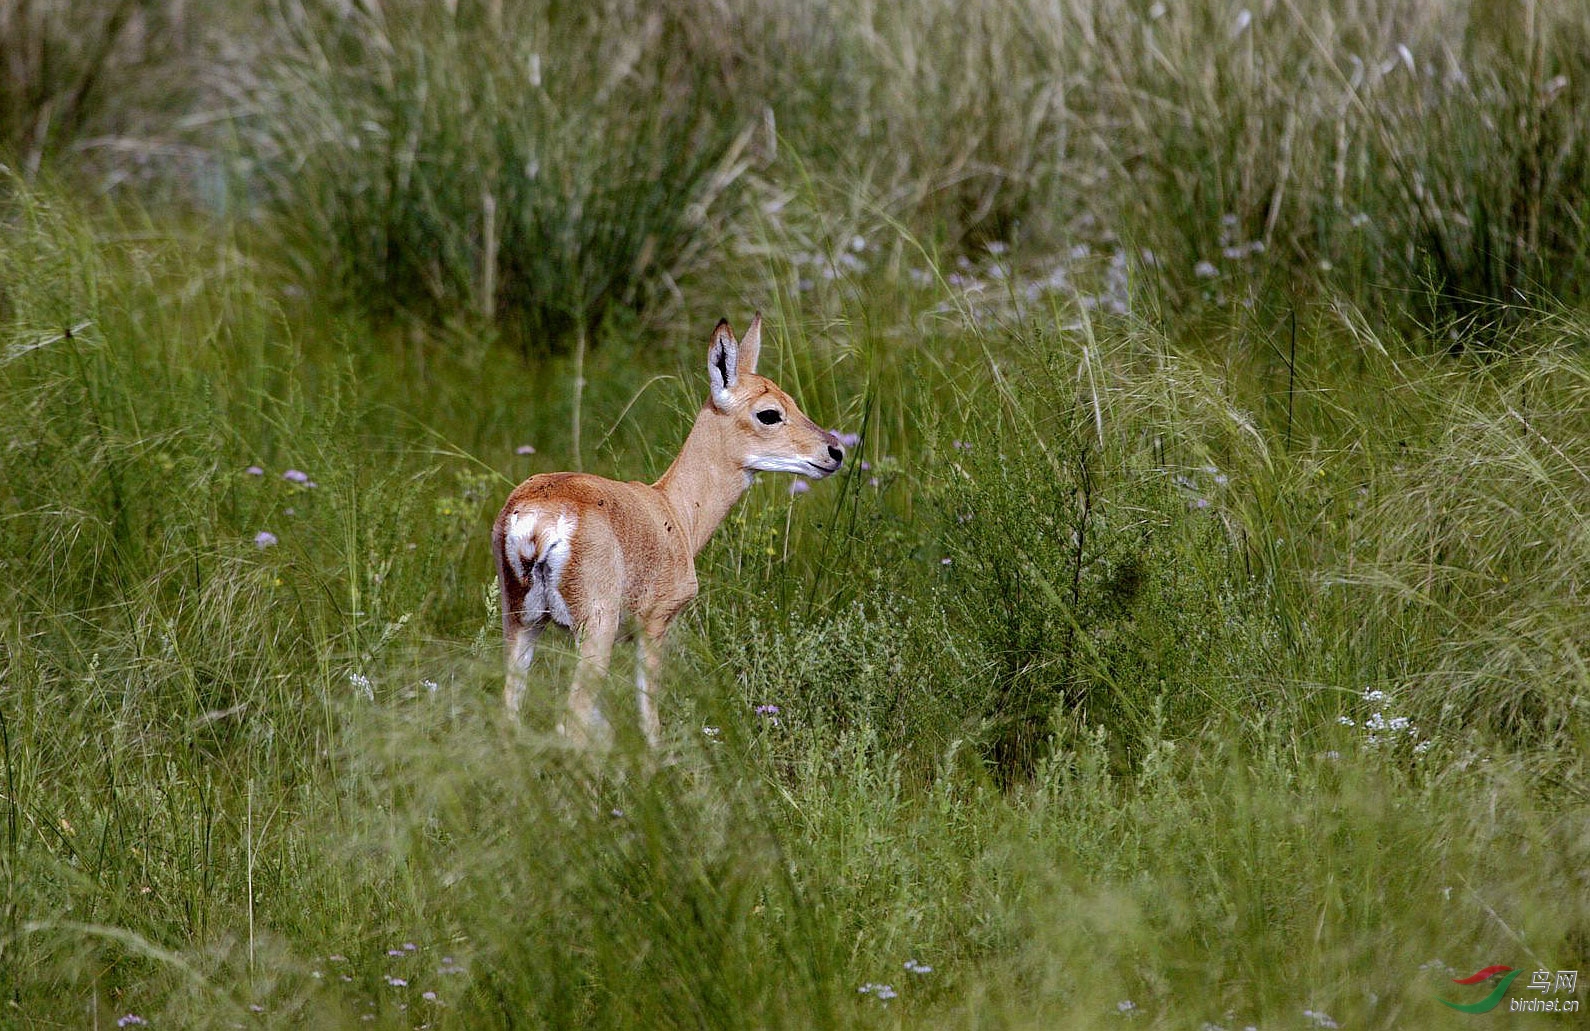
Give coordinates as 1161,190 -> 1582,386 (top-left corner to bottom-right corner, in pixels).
248,0 -> 753,346
929,353 -> 1279,781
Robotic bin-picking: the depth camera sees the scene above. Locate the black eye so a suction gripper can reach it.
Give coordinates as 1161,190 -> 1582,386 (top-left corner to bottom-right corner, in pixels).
755,409 -> 783,425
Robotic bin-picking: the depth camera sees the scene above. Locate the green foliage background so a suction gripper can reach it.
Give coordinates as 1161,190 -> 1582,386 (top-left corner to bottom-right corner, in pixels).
2,1 -> 1587,1027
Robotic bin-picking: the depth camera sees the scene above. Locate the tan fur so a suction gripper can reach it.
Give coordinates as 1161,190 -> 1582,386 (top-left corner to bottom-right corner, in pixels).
492,314 -> 843,746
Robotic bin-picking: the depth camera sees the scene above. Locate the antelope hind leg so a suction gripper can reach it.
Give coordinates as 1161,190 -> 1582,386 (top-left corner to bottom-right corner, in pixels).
504,619 -> 544,719
558,611 -> 616,749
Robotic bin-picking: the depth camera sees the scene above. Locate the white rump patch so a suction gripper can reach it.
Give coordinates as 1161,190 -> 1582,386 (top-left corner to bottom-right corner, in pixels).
506,509 -> 577,628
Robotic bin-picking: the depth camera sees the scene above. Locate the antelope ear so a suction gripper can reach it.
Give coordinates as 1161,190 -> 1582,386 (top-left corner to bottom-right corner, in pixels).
707,318 -> 739,410
738,312 -> 763,375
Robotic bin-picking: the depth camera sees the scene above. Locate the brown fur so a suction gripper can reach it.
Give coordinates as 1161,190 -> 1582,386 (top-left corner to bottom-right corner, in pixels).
492,314 -> 842,746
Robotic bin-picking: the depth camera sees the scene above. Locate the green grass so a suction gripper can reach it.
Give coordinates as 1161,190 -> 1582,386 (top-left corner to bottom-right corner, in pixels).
4,1 -> 1590,1027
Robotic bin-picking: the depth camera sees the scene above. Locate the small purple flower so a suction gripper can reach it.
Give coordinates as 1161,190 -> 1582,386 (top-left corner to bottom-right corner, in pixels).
422,991 -> 438,1002
282,469 -> 310,484
940,557 -> 953,566
788,479 -> 810,496
245,465 -> 264,476
116,1017 -> 146,1028
952,439 -> 973,451
254,531 -> 278,549
755,704 -> 781,717
859,460 -> 871,471
403,942 -> 417,951
515,444 -> 536,455
386,975 -> 408,987
835,431 -> 861,449
868,477 -> 880,487
387,948 -> 405,956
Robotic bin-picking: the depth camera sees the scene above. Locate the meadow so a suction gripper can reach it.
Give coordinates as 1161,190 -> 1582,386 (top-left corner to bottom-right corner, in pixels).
2,1 -> 1588,1027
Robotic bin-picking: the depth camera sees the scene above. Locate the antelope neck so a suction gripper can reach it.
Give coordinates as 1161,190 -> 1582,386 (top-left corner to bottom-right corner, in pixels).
653,406 -> 752,557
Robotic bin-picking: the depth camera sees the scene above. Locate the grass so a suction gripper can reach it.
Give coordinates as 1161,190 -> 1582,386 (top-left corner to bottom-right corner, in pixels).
3,1 -> 1590,1027
244,0 -> 755,347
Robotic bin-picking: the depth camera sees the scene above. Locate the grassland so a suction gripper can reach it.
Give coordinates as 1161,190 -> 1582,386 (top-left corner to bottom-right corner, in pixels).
2,1 -> 1588,1028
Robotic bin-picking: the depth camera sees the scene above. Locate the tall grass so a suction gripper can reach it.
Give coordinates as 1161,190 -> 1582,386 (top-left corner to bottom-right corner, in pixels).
12,1 -> 1590,323
1065,0 -> 1590,326
4,1 -> 1590,1027
5,167 -> 1589,1025
215,0 -> 1590,341
3,0 -> 150,172
0,0 -> 227,190
244,0 -> 756,347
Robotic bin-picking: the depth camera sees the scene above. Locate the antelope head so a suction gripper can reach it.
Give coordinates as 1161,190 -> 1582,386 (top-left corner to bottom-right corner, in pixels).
705,313 -> 844,479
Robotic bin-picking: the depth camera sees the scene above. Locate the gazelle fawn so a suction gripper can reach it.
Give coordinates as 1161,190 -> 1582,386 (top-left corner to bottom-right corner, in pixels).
492,314 -> 844,747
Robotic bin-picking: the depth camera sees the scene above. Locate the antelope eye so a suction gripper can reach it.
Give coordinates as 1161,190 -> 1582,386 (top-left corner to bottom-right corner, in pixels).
755,409 -> 783,425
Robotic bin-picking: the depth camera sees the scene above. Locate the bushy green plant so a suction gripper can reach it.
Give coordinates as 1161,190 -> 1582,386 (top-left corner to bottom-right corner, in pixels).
928,353 -> 1279,781
247,0 -> 753,347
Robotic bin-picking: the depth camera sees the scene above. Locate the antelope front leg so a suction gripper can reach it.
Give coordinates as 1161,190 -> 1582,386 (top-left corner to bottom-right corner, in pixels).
560,610 -> 617,749
635,630 -> 666,747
